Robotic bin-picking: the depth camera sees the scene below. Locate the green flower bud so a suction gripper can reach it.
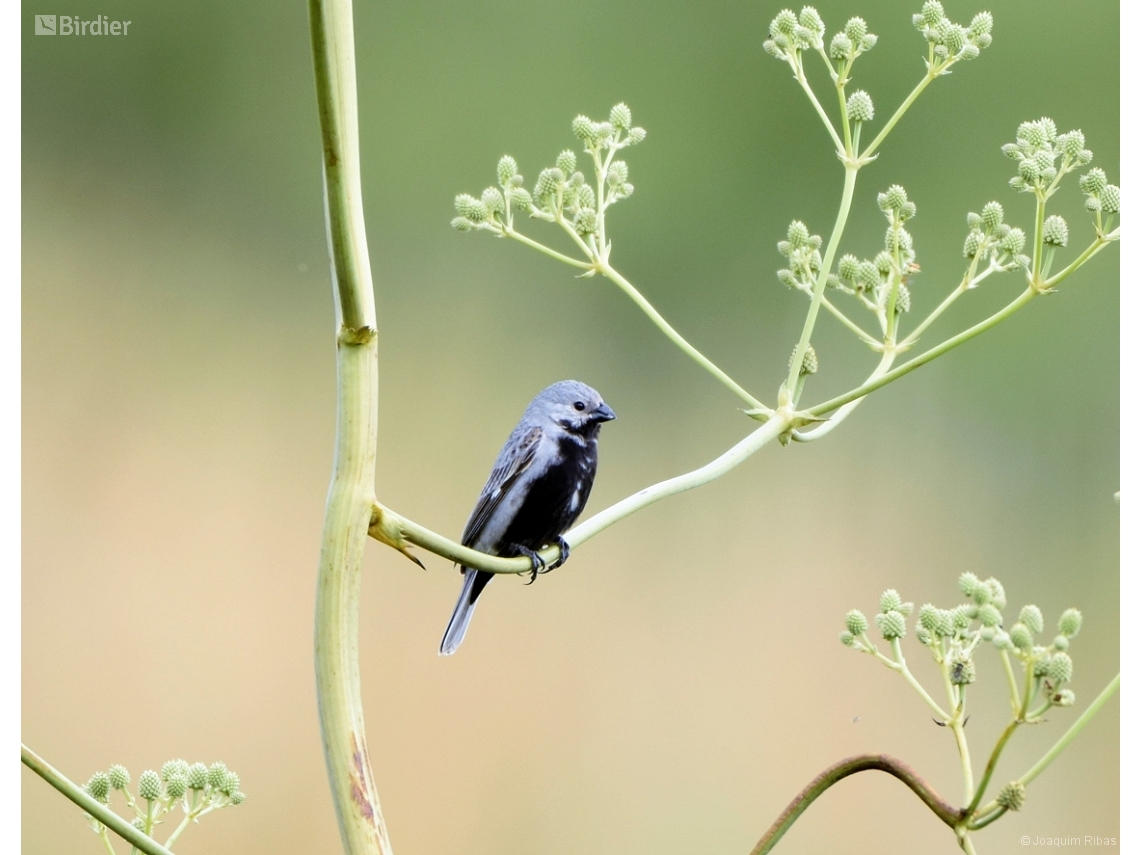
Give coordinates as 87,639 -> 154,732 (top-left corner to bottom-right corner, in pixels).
772,9 -> 798,37
608,160 -> 629,186
454,194 -> 488,223
969,11 -> 993,36
577,184 -> 595,210
992,629 -> 1012,650
980,626 -> 995,642
912,13 -> 926,31
1019,605 -> 1044,634
879,589 -> 903,613
847,90 -> 874,123
894,282 -> 912,313
846,609 -> 869,635
481,187 -> 505,214
1102,185 -> 1120,214
949,656 -> 975,685
1052,634 -> 1070,651
977,603 -> 1002,627
138,770 -> 162,801
997,781 -> 1026,811
1018,159 -> 1040,183
856,260 -> 879,290
555,150 -> 577,175
230,791 -> 247,806
1033,653 -> 1051,677
799,343 -> 818,375
829,31 -> 852,59
918,603 -> 940,632
571,115 -> 594,140
838,254 -> 859,281
921,1 -> 945,28
626,127 -> 648,145
188,763 -> 209,790
1047,652 -> 1073,683
787,220 -> 811,248
839,630 -> 856,646
916,625 -> 932,645
980,201 -> 1004,231
533,168 -> 565,202
900,201 -> 917,221
1058,608 -> 1082,637
166,775 -> 187,799
1054,689 -> 1076,707
132,817 -> 147,832
509,187 -> 533,210
799,6 -> 824,35
1009,622 -> 1033,651
207,763 -> 229,790
878,185 -> 906,212
574,208 -> 598,235
951,605 -> 971,630
1085,196 -> 1102,213
1080,168 -> 1108,194
1058,130 -> 1085,159
874,250 -> 893,275
974,32 -> 992,49
221,771 -> 241,797
1040,117 -> 1058,142
861,34 -> 878,50
1000,228 -> 1026,255
885,227 -> 912,254
497,155 -> 518,188
108,765 -> 130,790
609,103 -> 632,130
86,772 -> 112,804
163,759 -> 189,781
963,230 -> 983,259
1042,215 -> 1068,247
1033,149 -> 1056,176
776,269 -> 797,288
763,38 -> 783,58
844,16 -> 867,41
943,24 -> 966,54
958,572 -> 980,597
450,217 -> 474,231
875,610 -> 906,640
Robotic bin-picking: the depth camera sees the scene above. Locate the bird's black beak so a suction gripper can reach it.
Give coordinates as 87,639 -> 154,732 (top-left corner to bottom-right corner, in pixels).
592,402 -> 616,423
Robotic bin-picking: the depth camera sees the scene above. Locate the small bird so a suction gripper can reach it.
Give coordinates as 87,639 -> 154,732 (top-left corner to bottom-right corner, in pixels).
439,380 -> 616,655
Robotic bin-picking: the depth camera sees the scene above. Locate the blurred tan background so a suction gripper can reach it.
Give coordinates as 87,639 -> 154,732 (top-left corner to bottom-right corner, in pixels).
22,1 -> 1118,853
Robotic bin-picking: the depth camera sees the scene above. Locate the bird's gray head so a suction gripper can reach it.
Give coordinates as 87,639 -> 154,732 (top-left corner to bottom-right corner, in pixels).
526,380 -> 616,437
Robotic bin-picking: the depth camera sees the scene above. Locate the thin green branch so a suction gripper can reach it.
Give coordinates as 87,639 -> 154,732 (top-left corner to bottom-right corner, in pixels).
967,719 -> 1019,815
820,294 -> 880,345
372,413 -> 795,571
793,60 -> 845,154
1043,234 -> 1117,290
787,166 -> 859,391
21,744 -> 177,855
807,286 -> 1036,417
598,262 -> 767,410
790,351 -> 895,442
890,637 -> 952,721
749,754 -> 960,855
1018,673 -> 1119,787
503,226 -> 595,269
859,69 -> 937,161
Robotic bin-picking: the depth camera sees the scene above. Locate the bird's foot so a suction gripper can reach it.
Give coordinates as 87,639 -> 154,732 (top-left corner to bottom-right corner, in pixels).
518,547 -> 547,584
543,537 -> 571,573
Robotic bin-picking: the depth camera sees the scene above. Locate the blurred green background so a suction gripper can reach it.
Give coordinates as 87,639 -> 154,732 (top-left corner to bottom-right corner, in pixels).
22,1 -> 1118,853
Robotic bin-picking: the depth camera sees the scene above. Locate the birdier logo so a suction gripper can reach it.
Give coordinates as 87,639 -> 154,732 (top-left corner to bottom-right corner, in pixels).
34,14 -> 133,35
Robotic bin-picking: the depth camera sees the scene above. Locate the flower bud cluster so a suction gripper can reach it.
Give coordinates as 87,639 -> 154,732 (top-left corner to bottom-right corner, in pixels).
776,220 -> 824,293
1078,167 -> 1121,224
1004,118 -> 1093,196
453,105 -> 643,239
80,758 -> 246,845
764,7 -> 827,60
962,201 -> 1030,272
829,17 -> 878,64
913,2 -> 993,69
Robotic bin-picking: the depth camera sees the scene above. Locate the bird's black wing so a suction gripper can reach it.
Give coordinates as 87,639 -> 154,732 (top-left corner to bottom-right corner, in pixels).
460,424 -> 544,548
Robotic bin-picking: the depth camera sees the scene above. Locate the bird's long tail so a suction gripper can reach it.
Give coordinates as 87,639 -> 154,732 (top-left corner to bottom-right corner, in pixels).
439,568 -> 493,656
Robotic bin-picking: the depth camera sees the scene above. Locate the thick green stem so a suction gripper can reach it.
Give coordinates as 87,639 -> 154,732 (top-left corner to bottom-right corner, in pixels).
309,1 -> 392,854
787,165 -> 858,390
749,754 -> 960,855
373,413 -> 794,572
21,745 -> 177,855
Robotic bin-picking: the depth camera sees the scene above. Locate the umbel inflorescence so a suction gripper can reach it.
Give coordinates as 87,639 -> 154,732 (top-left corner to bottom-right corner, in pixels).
81,759 -> 245,852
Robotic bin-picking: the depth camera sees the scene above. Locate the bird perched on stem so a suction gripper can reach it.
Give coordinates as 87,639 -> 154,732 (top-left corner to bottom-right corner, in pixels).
440,380 -> 616,655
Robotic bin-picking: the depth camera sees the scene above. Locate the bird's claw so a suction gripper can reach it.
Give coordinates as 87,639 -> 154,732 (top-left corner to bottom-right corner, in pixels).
545,537 -> 571,572
519,547 -> 546,584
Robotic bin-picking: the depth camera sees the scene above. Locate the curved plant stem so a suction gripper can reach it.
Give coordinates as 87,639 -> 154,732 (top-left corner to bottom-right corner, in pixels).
309,1 -> 392,854
371,412 -> 794,572
749,753 -> 960,855
21,744 -> 177,855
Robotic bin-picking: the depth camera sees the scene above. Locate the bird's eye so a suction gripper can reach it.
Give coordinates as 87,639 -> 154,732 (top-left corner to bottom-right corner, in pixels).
573,401 -> 586,411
